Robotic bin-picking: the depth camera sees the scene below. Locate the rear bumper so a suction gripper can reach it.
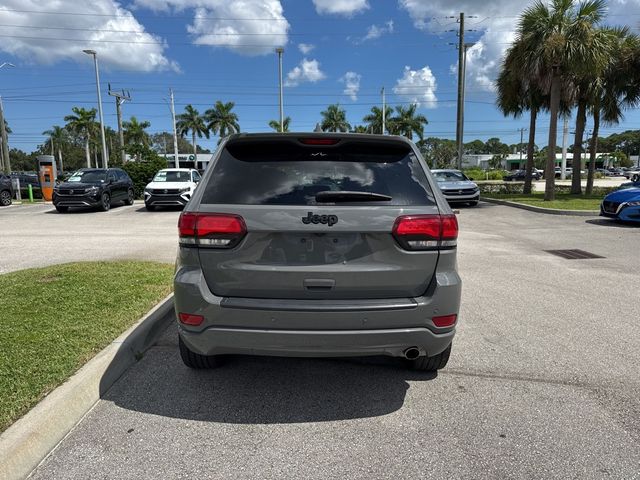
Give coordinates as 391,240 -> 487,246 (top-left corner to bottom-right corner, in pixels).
174,254 -> 461,359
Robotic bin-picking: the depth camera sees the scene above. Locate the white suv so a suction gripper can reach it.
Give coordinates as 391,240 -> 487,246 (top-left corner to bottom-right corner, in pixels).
144,168 -> 201,210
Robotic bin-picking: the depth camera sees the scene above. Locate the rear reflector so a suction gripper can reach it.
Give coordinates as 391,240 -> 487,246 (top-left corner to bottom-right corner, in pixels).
432,314 -> 457,327
299,138 -> 340,145
392,214 -> 458,250
178,212 -> 247,248
179,313 -> 204,326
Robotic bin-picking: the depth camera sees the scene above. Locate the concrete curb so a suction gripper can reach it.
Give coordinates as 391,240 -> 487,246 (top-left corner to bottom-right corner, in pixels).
481,197 -> 600,217
0,294 -> 175,480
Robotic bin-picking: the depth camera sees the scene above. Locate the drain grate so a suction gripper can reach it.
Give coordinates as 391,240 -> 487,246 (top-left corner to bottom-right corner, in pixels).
545,249 -> 605,260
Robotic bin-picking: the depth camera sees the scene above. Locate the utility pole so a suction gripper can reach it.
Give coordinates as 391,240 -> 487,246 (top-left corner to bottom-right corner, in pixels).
381,87 -> 386,135
108,83 -> 131,164
455,12 -> 465,169
561,117 -> 569,180
83,50 -> 108,169
0,97 -> 9,173
169,88 -> 179,168
276,48 -> 284,132
518,127 -> 526,166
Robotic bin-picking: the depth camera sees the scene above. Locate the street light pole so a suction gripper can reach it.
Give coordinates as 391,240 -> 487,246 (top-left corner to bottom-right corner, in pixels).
381,87 -> 386,135
0,62 -> 15,174
169,88 -> 179,168
83,50 -> 109,169
276,48 -> 284,132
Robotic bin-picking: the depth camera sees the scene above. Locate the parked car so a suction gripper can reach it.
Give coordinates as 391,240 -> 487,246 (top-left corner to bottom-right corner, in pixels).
173,133 -> 461,371
600,185 -> 640,222
143,168 -> 201,211
52,168 -> 134,212
0,173 -> 13,206
503,169 -> 542,181
553,167 -> 573,178
623,168 -> 640,181
608,167 -> 625,176
431,169 -> 480,206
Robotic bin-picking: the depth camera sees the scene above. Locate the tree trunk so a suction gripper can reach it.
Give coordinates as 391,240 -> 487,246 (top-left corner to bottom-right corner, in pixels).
571,98 -> 586,195
586,105 -> 600,195
545,73 -> 561,201
523,107 -> 538,195
94,148 -> 98,169
85,138 -> 91,168
192,132 -> 197,156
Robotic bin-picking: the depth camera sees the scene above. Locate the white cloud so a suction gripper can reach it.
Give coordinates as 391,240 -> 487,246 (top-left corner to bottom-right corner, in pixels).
285,58 -> 326,87
135,0 -> 289,56
393,66 -> 438,109
298,43 -> 315,54
399,0 -> 519,91
0,0 -> 178,72
363,20 -> 394,41
312,0 -> 369,16
340,72 -> 361,101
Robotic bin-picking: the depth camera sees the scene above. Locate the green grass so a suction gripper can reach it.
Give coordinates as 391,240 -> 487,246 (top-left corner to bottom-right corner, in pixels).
482,192 -> 603,210
0,261 -> 173,432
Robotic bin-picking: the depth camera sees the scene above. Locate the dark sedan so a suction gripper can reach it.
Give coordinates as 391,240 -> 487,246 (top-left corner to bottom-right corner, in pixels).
53,168 -> 134,212
503,169 -> 542,181
0,173 -> 13,206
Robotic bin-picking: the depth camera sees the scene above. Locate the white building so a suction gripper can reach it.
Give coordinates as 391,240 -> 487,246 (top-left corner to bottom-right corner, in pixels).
159,153 -> 213,171
462,153 -> 634,170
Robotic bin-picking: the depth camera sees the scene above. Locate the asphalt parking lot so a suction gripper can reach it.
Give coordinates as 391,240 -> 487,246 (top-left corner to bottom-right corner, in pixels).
4,202 -> 640,479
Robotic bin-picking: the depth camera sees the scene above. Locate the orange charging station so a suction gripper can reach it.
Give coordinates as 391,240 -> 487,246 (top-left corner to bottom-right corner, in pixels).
37,155 -> 57,202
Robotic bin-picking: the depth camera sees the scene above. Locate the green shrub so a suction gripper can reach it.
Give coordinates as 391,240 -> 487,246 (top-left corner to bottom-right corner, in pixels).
463,168 -> 505,181
122,157 -> 168,198
478,182 -> 533,194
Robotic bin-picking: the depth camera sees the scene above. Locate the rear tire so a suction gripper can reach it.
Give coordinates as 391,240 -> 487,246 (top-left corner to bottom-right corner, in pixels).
0,189 -> 12,206
55,205 -> 69,213
409,344 -> 452,371
125,188 -> 135,205
633,173 -> 640,182
179,335 -> 222,369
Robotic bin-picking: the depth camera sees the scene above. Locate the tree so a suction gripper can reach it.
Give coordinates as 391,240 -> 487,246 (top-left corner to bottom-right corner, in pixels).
351,125 -> 369,133
320,104 -> 350,132
362,105 -> 394,135
464,139 -> 485,154
123,116 -> 151,146
514,0 -> 611,200
42,125 -> 69,173
176,105 -> 209,156
484,137 -> 511,155
205,101 -> 240,140
64,107 -> 96,168
417,138 -> 456,168
150,132 -> 209,155
268,116 -> 291,132
488,154 -> 507,170
391,104 -> 427,141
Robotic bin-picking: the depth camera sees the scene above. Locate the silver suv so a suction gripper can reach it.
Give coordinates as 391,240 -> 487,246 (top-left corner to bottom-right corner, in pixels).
173,133 -> 461,371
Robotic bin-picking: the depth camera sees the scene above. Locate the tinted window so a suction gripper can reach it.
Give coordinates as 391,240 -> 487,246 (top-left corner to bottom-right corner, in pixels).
153,170 -> 191,182
201,140 -> 434,206
192,171 -> 201,182
433,171 -> 467,182
68,170 -> 106,183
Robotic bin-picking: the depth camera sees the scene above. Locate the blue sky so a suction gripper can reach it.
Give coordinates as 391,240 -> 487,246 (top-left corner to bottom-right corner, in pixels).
2,0 -> 640,153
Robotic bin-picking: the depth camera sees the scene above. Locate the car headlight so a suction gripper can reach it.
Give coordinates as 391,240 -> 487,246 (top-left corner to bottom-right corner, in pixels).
625,201 -> 640,207
179,187 -> 190,193
85,186 -> 99,194
144,188 -> 152,193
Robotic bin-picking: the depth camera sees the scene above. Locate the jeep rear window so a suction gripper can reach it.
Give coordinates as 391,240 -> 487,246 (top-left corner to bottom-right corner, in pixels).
200,140 -> 435,206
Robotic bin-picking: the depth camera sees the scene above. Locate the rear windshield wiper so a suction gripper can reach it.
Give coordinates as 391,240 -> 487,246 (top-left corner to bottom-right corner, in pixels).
315,190 -> 392,202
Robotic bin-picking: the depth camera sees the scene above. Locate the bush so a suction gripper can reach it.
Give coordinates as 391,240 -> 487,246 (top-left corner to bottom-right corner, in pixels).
463,168 -> 505,181
552,184 -> 619,196
477,182 -> 533,194
122,157 -> 168,198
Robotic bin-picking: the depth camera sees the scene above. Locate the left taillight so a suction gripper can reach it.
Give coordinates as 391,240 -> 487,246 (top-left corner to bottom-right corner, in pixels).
178,212 -> 247,248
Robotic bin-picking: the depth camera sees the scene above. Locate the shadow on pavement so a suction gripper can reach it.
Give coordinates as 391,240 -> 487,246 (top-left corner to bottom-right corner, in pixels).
134,205 -> 184,213
102,324 -> 436,424
585,218 -> 639,228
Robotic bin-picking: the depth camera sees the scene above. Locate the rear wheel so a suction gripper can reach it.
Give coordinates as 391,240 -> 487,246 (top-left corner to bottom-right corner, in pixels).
633,173 -> 639,182
55,205 -> 69,213
179,335 -> 222,369
125,188 -> 135,205
409,344 -> 451,371
0,189 -> 12,206
99,192 -> 111,212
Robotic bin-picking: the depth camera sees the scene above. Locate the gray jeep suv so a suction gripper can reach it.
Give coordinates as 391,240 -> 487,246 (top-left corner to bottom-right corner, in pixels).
174,133 -> 461,371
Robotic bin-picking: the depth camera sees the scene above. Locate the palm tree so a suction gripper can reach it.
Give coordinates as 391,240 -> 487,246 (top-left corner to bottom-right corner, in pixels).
64,107 -> 97,168
585,29 -> 640,194
513,0 -> 611,201
391,104 -> 428,141
363,106 -> 394,135
176,105 -> 209,156
42,125 -> 69,173
320,104 -> 351,132
351,125 -> 369,133
496,40 -> 546,195
123,116 -> 151,146
205,101 -> 240,140
268,116 -> 291,132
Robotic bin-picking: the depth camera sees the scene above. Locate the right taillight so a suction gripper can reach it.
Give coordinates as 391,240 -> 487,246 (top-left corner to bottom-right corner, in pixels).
178,212 -> 247,248
392,214 -> 458,250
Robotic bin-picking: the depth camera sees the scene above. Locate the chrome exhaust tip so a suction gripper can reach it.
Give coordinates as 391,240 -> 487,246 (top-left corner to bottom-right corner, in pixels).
403,347 -> 420,360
